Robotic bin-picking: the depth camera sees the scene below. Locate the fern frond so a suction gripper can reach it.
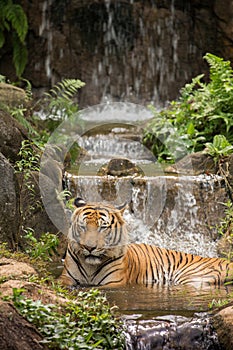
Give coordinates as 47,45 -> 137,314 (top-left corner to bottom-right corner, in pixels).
43,79 -> 85,121
12,33 -> 28,77
204,53 -> 233,84
5,4 -> 28,42
46,79 -> 85,101
0,30 -> 5,48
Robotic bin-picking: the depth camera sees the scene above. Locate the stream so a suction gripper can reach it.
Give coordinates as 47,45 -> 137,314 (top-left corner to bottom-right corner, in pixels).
48,103 -> 231,349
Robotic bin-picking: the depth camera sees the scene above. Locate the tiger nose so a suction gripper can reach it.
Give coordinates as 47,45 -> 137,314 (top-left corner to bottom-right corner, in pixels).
83,244 -> 96,252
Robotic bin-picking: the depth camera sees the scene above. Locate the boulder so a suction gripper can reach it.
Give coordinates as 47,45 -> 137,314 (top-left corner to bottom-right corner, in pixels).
165,152 -> 217,175
126,313 -> 220,350
98,158 -> 144,177
212,303 -> 233,350
0,301 -> 49,350
0,257 -> 37,279
17,171 -> 61,241
0,152 -> 20,249
0,109 -> 28,163
0,83 -> 28,107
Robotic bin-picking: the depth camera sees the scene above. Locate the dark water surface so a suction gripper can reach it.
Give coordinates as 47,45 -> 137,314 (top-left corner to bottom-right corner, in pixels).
103,283 -> 233,318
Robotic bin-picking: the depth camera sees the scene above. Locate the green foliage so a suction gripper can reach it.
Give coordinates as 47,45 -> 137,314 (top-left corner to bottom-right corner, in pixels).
11,105 -> 38,136
205,135 -> 233,163
0,0 -> 28,77
15,140 -> 41,213
11,288 -> 125,349
0,74 -> 6,82
143,53 -> 233,162
216,200 -> 233,261
24,229 -> 59,262
15,140 -> 41,176
208,298 -> 231,310
43,79 -> 85,122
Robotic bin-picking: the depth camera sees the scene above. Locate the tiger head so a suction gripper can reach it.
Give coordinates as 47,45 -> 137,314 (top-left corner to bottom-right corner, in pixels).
68,198 -> 128,265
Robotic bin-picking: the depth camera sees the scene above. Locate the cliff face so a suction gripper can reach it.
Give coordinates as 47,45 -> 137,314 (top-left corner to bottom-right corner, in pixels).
1,0 -> 233,107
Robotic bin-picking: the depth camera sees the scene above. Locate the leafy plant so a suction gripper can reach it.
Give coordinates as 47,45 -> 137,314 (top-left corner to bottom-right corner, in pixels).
10,105 -> 38,135
15,140 -> 42,221
216,200 -> 233,261
24,229 -> 59,261
143,53 -> 233,162
0,0 -> 28,77
42,78 -> 85,122
15,140 -> 41,179
11,287 -> 125,349
205,135 -> 233,163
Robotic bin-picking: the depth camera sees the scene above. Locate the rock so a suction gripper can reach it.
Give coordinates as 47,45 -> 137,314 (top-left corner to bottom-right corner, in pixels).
73,173 -> 229,247
212,303 -> 233,350
18,142 -> 72,241
2,1 -> 233,106
0,301 -> 49,350
0,257 -> 69,350
0,279 -> 68,305
0,83 -> 28,107
40,144 -> 72,235
0,109 -> 28,163
0,258 -> 37,279
98,158 -> 144,177
216,233 -> 233,261
17,171 -> 69,243
165,152 -> 217,175
0,153 -> 20,249
222,153 -> 233,188
125,313 -> 220,350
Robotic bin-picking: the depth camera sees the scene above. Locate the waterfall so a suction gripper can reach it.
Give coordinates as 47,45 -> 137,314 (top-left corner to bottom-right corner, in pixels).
67,173 -> 224,258
87,0 -> 193,106
39,0 -> 53,83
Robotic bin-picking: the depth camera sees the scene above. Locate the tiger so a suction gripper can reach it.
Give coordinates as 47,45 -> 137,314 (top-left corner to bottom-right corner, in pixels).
60,197 -> 233,288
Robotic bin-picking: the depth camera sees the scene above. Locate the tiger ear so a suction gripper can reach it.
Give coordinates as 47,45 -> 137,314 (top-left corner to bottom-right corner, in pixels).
74,197 -> 86,208
117,202 -> 128,214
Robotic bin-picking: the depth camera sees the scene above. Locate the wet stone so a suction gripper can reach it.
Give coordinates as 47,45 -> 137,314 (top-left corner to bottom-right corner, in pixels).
98,158 -> 144,177
124,313 -> 220,350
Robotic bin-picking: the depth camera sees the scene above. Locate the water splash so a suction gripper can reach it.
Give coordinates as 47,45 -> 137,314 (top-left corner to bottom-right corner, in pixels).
67,173 -> 225,258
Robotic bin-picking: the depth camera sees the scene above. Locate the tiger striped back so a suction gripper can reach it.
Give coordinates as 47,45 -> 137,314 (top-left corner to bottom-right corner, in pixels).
60,198 -> 233,288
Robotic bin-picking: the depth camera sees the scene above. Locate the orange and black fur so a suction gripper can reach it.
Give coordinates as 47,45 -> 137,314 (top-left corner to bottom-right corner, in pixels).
60,198 -> 233,288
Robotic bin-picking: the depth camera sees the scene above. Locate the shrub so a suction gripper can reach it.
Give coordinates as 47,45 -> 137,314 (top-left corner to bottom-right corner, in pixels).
143,53 -> 233,162
12,287 -> 125,349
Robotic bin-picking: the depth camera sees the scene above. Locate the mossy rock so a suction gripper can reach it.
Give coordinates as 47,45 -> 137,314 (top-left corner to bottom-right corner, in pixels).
98,158 -> 144,177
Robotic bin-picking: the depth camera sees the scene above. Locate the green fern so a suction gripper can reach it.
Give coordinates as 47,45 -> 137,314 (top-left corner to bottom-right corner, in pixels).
4,3 -> 28,42
12,32 -> 28,77
0,0 -> 28,77
43,79 -> 85,120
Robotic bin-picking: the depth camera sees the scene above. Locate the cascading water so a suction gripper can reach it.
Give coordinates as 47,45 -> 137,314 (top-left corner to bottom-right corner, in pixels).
40,98 -> 230,349
39,0 -> 53,84
87,0 -> 194,106
67,102 -> 226,258
68,174 -> 223,258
